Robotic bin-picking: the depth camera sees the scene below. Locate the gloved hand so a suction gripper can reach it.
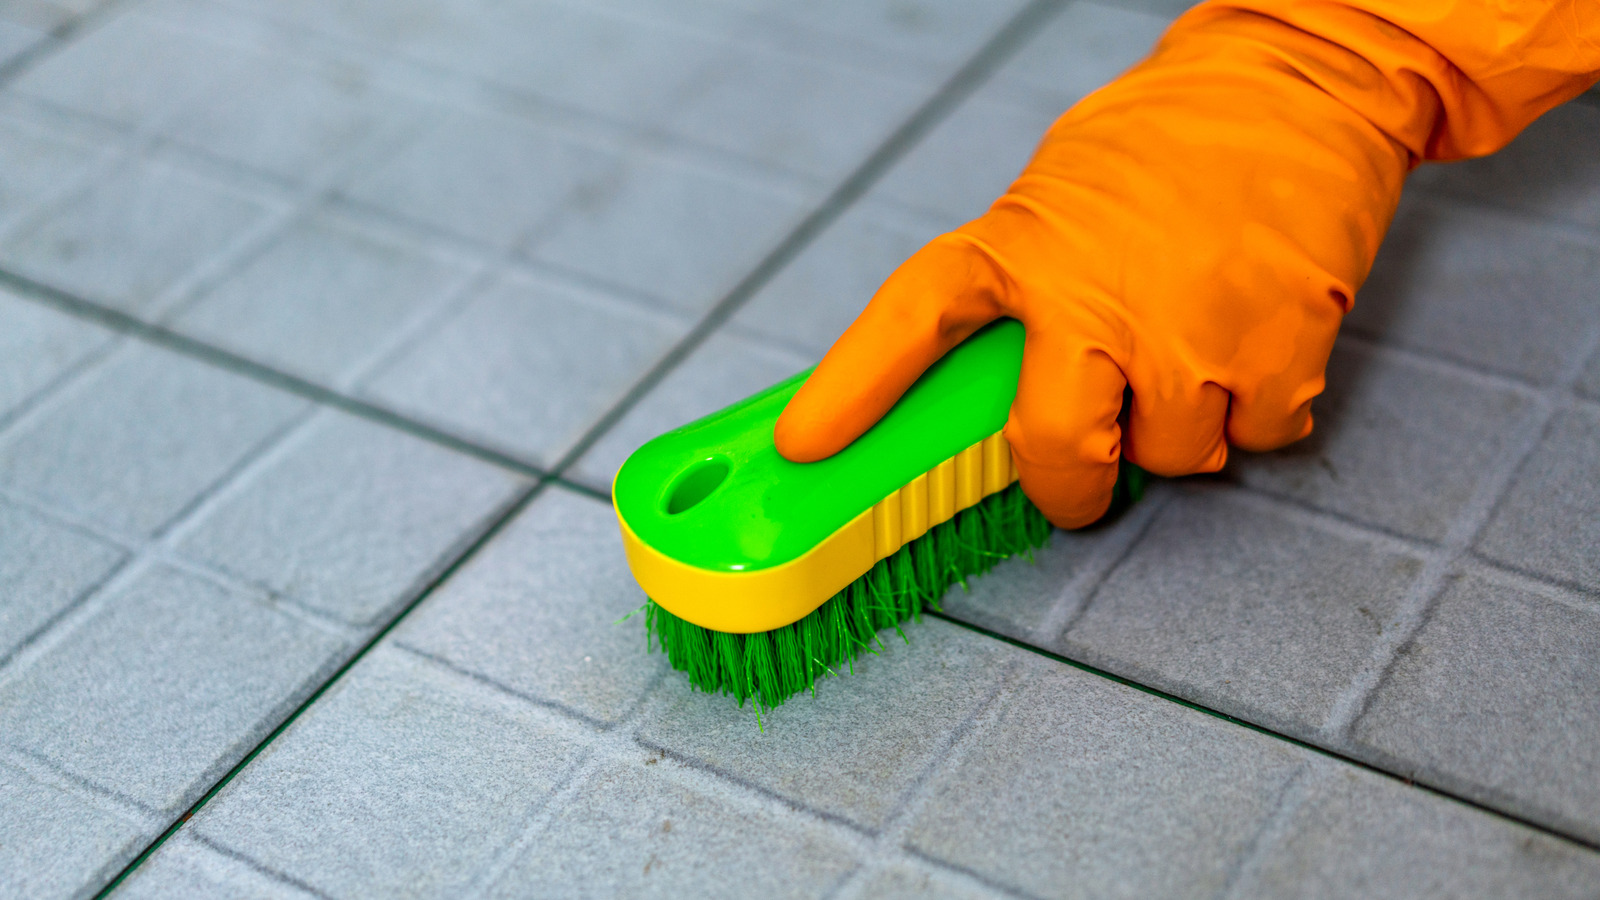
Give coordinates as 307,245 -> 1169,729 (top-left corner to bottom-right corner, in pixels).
775,0 -> 1600,528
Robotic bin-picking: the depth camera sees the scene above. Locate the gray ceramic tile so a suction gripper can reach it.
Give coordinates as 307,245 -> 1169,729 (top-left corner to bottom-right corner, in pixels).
192,646 -> 587,898
1235,342 -> 1535,541
643,0 -> 1026,77
171,211 -> 471,385
484,760 -> 859,899
341,109 -> 618,250
0,564 -> 346,813
1061,489 -> 1422,737
396,487 -> 663,725
360,271 -> 686,468
903,656 -> 1306,900
869,2 -> 1170,223
993,2 -> 1169,108
867,88 -> 1056,225
0,499 -> 124,661
1578,350 -> 1600,400
730,200 -> 943,358
0,19 -> 44,68
938,494 -> 1159,641
0,109 -> 106,223
1351,574 -> 1600,843
528,150 -> 812,315
1410,102 -> 1600,232
160,51 -> 409,182
846,863 -> 1003,900
655,43 -> 928,182
420,1 -> 724,130
214,0 -> 500,61
0,155 -> 271,316
0,343 -> 306,536
638,620 -> 1017,830
1348,196 -> 1600,385
569,330 -> 811,492
0,761 -> 147,900
1230,762 -> 1600,900
117,834 -> 315,900
0,289 -> 111,420
179,411 -> 525,626
11,9 -> 245,127
1475,406 -> 1600,592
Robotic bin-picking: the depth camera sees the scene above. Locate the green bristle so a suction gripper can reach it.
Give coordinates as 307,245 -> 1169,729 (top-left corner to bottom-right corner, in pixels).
646,479 -> 1143,713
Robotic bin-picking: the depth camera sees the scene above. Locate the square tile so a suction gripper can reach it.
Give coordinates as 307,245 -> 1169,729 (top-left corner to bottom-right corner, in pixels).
991,2 -> 1170,109
1410,102 -> 1600,232
0,110 -> 106,224
396,487 -> 664,724
161,50 -> 412,182
1232,762 -> 1600,900
1475,406 -> 1600,592
1061,490 -> 1421,736
1578,349 -> 1600,400
341,110 -> 618,250
0,499 -> 124,661
118,834 -> 314,900
846,862 -> 1001,900
0,342 -> 307,536
178,411 -> 526,626
730,200 -> 943,357
360,271 -> 686,468
171,211 -> 471,386
0,288 -> 112,420
569,330 -> 811,492
1350,573 -> 1600,843
0,155 -> 272,316
192,646 -> 587,898
903,656 -> 1305,900
484,761 -> 859,899
0,19 -> 45,69
11,10 -> 245,127
0,761 -> 147,900
0,565 -> 346,813
528,150 -> 812,315
1347,197 -> 1600,385
868,2 -> 1171,223
1234,343 -> 1535,541
637,620 -> 1018,830
655,43 -> 929,182
867,88 -> 1055,225
938,492 -> 1161,641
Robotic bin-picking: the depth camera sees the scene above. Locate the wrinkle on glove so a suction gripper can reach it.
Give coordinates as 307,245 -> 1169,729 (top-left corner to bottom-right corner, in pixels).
775,0 -> 1600,528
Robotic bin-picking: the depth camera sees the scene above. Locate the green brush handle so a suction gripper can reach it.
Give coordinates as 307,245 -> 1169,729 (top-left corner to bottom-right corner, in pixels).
614,318 -> 1025,573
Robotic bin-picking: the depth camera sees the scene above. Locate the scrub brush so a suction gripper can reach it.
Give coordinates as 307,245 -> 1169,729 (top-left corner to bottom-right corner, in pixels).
613,319 -> 1145,712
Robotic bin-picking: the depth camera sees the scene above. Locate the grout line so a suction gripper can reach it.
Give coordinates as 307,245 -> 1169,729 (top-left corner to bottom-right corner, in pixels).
541,0 -> 1073,479
0,265 -> 548,482
87,477 -> 557,899
1318,315 -> 1600,742
1032,485 -> 1173,642
924,609 -> 1600,854
1213,761 -> 1321,900
0,0 -> 128,88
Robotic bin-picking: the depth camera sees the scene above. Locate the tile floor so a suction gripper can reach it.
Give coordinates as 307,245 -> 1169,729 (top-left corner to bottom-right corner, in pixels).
1,0 -> 1598,897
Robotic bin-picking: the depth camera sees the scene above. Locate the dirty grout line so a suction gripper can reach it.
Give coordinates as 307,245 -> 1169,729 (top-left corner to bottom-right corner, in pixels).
927,610 -> 1600,854
87,476 -> 559,899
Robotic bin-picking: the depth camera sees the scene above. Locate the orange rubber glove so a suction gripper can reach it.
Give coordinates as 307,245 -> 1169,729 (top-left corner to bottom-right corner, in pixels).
775,0 -> 1600,528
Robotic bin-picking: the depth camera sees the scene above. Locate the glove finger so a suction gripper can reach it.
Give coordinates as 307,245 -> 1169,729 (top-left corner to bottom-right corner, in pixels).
775,232 -> 1007,462
1005,325 -> 1126,529
1226,378 -> 1319,452
1121,374 -> 1230,476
